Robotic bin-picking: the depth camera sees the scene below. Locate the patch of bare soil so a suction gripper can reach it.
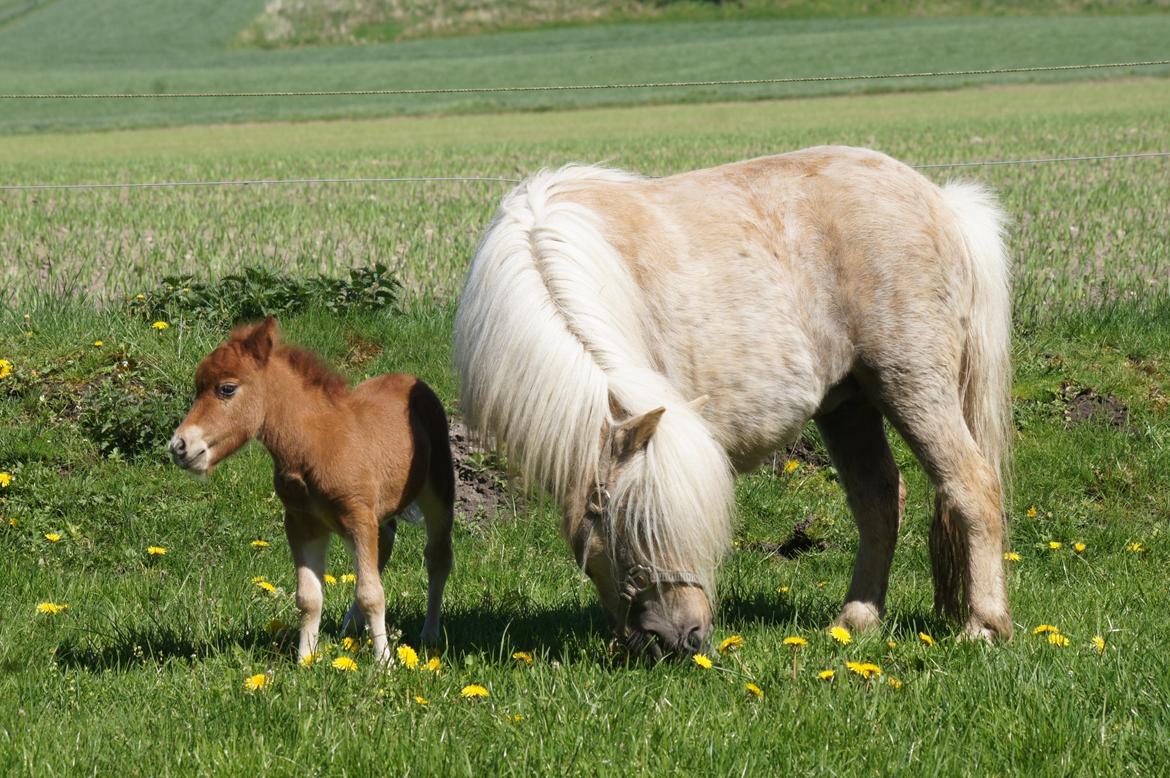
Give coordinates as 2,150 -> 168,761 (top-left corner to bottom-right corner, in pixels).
1060,380 -> 1129,429
746,515 -> 829,559
447,418 -> 521,524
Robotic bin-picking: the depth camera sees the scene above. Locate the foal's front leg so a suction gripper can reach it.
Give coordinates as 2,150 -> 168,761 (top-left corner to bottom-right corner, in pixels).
285,511 -> 329,662
344,508 -> 392,664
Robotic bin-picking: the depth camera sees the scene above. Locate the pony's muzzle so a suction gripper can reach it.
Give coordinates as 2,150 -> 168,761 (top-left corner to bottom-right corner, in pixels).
168,427 -> 209,472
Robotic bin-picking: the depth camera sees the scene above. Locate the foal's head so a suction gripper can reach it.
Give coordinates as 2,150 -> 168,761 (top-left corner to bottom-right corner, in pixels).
169,317 -> 279,474
570,400 -> 715,661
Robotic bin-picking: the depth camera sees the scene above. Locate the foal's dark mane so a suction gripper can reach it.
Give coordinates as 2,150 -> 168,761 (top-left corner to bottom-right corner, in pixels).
276,345 -> 349,399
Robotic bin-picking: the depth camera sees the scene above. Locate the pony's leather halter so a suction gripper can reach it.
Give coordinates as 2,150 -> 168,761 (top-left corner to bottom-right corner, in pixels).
583,434 -> 705,603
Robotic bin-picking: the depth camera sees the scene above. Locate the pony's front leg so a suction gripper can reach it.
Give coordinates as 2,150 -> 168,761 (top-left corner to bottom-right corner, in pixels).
344,509 -> 391,664
285,511 -> 329,662
341,519 -> 396,636
816,400 -> 903,632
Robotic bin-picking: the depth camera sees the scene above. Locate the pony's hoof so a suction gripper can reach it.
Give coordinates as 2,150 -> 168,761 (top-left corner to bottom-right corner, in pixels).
835,601 -> 882,633
420,623 -> 442,649
960,611 -> 1013,642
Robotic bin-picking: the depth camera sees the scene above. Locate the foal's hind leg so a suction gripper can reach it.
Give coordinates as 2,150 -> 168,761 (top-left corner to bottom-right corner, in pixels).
815,399 -> 905,632
341,519 -> 396,637
882,391 -> 1011,640
417,479 -> 454,648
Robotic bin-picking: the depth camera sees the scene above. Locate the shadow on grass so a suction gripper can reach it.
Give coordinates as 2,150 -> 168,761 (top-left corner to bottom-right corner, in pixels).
50,592 -> 950,673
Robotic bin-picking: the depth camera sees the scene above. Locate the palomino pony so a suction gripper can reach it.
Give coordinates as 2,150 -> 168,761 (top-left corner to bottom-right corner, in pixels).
169,317 -> 455,663
455,146 -> 1012,659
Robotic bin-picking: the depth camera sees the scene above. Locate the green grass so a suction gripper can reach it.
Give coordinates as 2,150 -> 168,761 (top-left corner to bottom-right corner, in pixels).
1,0 -> 1169,132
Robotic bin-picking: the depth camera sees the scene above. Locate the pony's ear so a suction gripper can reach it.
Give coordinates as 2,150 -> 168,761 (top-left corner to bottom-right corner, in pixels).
613,406 -> 665,459
242,315 -> 279,365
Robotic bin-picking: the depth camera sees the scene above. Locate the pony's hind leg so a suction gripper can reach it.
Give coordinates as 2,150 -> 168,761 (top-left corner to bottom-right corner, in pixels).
815,399 -> 904,632
417,479 -> 454,648
341,519 -> 396,636
883,391 -> 1011,640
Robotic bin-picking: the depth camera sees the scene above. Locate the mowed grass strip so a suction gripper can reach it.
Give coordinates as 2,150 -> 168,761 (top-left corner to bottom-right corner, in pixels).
2,0 -> 1170,132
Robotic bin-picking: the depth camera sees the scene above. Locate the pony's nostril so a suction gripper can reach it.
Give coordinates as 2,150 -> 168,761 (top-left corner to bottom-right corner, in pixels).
170,436 -> 186,454
683,626 -> 705,654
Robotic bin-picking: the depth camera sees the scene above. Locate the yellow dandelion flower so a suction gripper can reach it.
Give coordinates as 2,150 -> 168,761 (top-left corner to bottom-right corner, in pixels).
845,661 -> 882,679
776,585 -> 790,594
817,669 -> 835,681
887,677 -> 903,689
341,573 -> 356,584
1047,633 -> 1070,648
255,580 -> 276,594
782,636 -> 808,648
93,340 -> 103,348
44,532 -> 62,543
397,645 -> 419,669
6,518 -> 15,528
1048,541 -> 1062,550
718,635 -> 744,653
265,619 -> 288,634
509,714 -> 523,723
250,575 -> 268,584
1126,542 -> 1146,553
1032,624 -> 1060,635
784,459 -> 799,474
413,695 -> 428,705
134,293 -> 146,301
886,640 -> 897,649
460,684 -> 489,698
511,651 -> 533,666
299,653 -> 320,667
829,626 -> 852,645
332,656 -> 358,672
1073,542 -> 1086,554
151,321 -> 169,331
146,546 -> 167,556
816,580 -> 827,589
1004,551 -> 1021,561
244,673 -> 269,692
744,682 -> 764,700
323,574 -> 337,586
250,539 -> 270,549
36,602 -> 68,615
0,360 -> 12,380
1026,505 -> 1038,518
918,632 -> 935,647
692,653 -> 713,669
1091,636 -> 1106,653
341,637 -> 360,653
424,656 -> 442,673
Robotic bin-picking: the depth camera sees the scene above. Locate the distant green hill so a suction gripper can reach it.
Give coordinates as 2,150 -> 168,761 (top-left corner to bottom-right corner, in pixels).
240,0 -> 1170,47
1,0 -> 1167,134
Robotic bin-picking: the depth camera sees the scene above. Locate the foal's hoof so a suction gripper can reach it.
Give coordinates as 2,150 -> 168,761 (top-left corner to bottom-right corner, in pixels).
341,602 -> 366,635
834,601 -> 882,633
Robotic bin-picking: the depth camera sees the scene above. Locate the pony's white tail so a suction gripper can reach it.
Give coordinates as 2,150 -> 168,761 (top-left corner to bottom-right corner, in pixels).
454,166 -> 732,591
942,181 -> 1013,508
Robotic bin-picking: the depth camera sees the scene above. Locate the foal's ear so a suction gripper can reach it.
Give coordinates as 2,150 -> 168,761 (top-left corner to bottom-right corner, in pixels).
613,406 -> 666,459
242,315 -> 279,365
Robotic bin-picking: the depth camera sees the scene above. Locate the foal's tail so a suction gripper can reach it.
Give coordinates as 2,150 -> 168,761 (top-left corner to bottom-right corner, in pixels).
932,182 -> 1012,615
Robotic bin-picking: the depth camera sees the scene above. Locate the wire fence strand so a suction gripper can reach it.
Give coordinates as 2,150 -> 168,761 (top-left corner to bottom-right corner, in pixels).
2,59 -> 1168,100
2,152 -> 1167,192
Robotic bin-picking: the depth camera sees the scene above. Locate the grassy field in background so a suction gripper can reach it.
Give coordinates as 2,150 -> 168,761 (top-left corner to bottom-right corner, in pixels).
1,0 -> 1169,132
3,79 -> 1168,320
2,64 -> 1170,771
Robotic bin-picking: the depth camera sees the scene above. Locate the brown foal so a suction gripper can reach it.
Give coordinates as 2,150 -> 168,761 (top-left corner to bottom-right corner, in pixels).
169,317 -> 454,663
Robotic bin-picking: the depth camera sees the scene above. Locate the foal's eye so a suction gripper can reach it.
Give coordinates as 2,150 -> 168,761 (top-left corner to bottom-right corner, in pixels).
216,383 -> 238,399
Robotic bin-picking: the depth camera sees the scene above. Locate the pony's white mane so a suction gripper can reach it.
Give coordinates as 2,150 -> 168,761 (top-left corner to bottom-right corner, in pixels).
454,165 -> 732,592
